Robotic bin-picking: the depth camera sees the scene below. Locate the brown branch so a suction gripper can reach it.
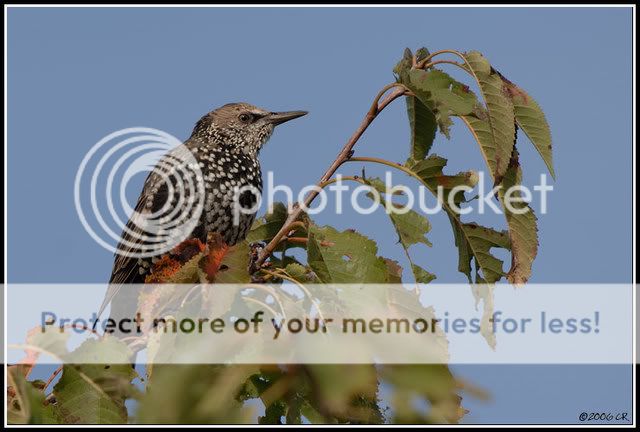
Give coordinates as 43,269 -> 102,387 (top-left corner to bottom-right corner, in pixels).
252,84 -> 408,269
282,237 -> 308,245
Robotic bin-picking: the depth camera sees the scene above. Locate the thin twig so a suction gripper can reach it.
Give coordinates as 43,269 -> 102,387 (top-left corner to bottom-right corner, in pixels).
253,84 -> 408,269
416,49 -> 465,69
422,59 -> 465,70
42,365 -> 63,393
317,175 -> 365,189
281,237 -> 308,245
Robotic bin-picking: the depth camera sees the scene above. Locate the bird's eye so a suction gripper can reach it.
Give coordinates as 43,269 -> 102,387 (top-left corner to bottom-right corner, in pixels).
238,113 -> 253,123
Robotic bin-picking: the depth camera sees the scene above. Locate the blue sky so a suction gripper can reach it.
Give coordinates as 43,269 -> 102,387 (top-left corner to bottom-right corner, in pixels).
7,6 -> 633,424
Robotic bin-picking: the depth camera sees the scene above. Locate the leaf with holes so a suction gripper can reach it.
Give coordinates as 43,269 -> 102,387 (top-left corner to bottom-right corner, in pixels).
307,225 -> 390,283
53,338 -> 136,424
404,69 -> 479,138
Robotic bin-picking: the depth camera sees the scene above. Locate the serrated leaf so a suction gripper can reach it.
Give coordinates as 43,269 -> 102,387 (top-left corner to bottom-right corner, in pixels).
406,153 -> 512,347
408,69 -> 478,117
458,116 -> 538,286
284,263 -> 312,283
214,241 -> 251,284
411,264 -> 436,284
406,96 -> 438,161
497,150 -> 539,285
503,80 -> 554,178
393,47 -> 414,77
25,325 -> 70,359
382,364 -> 463,423
364,177 -> 435,284
307,225 -> 389,283
7,367 -> 60,424
165,253 -> 202,284
380,290 -> 462,422
137,365 -> 256,423
384,259 -> 404,283
459,223 -> 510,284
404,69 -> 479,138
461,51 -> 516,183
404,155 -> 512,286
389,206 -> 433,249
395,49 -> 438,161
53,338 -> 136,424
307,365 -> 384,423
247,202 -> 290,244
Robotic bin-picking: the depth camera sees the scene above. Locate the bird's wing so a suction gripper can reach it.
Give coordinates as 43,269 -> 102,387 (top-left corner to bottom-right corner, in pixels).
96,170 -> 169,320
96,144 -> 196,320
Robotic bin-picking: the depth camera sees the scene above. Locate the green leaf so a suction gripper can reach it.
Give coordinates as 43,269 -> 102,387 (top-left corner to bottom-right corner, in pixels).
53,338 -> 136,424
166,253 -> 202,284
307,225 -> 390,283
459,223 -> 510,284
404,155 -> 512,286
459,114 -> 539,285
411,264 -> 436,284
503,79 -> 555,178
409,69 -> 478,117
247,202 -> 290,244
461,51 -> 516,183
7,367 -> 60,424
137,365 -> 256,423
382,365 -> 464,424
393,47 -> 414,77
214,241 -> 252,284
363,177 -> 435,284
380,283 -> 463,423
408,152 -> 511,347
406,96 -> 437,161
388,205 -> 433,249
26,325 -> 71,359
405,69 -> 479,138
259,401 -> 287,424
283,262 -> 316,283
395,48 -> 438,161
384,259 -> 404,283
497,150 -> 539,285
307,365 -> 384,423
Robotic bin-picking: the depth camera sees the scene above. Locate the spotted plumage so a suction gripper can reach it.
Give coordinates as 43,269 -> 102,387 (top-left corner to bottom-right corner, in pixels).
99,103 -> 307,318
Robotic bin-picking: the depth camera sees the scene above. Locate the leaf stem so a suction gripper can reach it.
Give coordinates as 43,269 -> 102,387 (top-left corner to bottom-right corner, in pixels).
283,237 -> 308,245
42,365 -> 63,393
347,157 -> 423,183
422,59 -> 466,71
317,175 -> 365,189
416,49 -> 466,69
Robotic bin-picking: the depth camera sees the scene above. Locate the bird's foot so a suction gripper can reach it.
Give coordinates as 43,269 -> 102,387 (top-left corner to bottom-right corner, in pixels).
248,241 -> 267,275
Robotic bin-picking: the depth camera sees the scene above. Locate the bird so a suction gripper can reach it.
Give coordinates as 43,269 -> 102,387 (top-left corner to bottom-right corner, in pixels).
97,103 -> 307,322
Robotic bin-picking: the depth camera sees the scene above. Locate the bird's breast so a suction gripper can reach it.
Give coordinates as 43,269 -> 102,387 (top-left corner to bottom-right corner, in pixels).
196,146 -> 263,245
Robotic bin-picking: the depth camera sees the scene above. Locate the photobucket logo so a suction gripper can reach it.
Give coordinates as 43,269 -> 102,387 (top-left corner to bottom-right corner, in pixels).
233,171 -> 553,223
74,127 -> 204,258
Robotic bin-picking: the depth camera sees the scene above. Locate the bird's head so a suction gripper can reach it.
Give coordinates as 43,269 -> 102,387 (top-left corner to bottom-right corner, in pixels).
189,102 -> 307,154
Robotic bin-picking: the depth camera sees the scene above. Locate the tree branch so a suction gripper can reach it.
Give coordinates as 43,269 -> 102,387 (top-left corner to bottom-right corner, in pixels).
252,84 -> 408,270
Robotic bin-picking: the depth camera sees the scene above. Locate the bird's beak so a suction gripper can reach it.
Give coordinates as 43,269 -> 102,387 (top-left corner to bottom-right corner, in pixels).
266,110 -> 308,125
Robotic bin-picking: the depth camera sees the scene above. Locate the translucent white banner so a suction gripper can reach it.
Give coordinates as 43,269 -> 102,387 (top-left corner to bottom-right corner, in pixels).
5,283 -> 633,365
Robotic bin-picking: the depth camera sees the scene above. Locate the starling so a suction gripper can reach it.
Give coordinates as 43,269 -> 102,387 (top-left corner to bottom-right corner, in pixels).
98,103 -> 307,319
